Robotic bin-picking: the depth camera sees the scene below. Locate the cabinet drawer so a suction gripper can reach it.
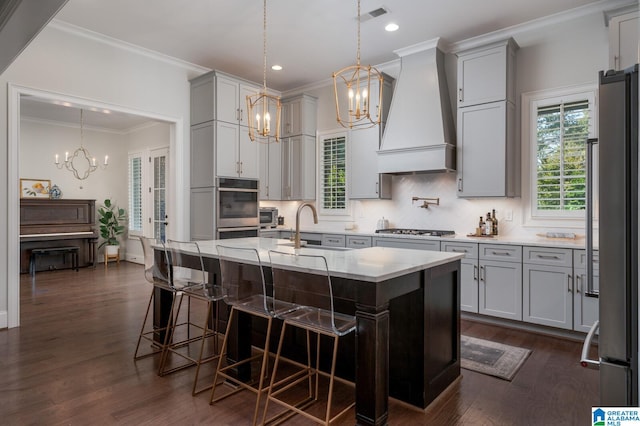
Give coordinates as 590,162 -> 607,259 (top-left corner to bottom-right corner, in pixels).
322,234 -> 346,247
574,249 -> 600,270
524,246 -> 573,267
479,244 -> 521,262
346,235 -> 372,248
373,237 -> 441,251
441,241 -> 478,260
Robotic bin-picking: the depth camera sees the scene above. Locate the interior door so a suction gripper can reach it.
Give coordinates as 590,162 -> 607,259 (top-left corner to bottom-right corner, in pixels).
150,147 -> 169,242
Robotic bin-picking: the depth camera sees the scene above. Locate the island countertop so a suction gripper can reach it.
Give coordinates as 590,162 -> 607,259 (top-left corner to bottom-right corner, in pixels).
191,237 -> 464,283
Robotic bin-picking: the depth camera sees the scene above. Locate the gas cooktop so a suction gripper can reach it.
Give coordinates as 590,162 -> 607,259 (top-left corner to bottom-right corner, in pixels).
375,228 -> 456,237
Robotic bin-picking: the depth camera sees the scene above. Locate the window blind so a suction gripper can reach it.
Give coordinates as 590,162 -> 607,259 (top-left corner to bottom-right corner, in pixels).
128,155 -> 143,232
320,135 -> 347,211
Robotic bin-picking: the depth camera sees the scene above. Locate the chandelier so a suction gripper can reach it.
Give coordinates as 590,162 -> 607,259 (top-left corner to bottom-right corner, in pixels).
246,0 -> 281,143
332,0 -> 384,129
54,109 -> 108,180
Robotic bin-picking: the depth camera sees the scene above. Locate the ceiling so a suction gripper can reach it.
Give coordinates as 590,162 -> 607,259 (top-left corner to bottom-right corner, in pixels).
22,0 -> 627,130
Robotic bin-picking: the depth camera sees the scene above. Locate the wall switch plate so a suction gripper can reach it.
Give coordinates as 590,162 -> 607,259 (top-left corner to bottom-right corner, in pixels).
505,209 -> 513,221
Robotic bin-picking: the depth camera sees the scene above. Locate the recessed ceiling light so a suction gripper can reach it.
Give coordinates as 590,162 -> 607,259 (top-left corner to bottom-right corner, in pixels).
271,65 -> 282,71
385,23 -> 399,32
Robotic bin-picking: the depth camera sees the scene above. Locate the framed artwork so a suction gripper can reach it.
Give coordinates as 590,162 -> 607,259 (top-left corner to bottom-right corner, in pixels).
20,178 -> 51,198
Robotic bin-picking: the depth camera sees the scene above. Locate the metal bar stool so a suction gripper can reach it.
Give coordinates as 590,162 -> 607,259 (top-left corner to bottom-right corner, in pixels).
263,250 -> 356,426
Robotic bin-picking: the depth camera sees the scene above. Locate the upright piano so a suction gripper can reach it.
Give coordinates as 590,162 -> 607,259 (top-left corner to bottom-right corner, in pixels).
20,199 -> 98,274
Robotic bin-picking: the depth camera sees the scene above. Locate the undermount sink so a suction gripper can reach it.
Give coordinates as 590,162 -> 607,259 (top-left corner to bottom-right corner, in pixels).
276,242 -> 352,251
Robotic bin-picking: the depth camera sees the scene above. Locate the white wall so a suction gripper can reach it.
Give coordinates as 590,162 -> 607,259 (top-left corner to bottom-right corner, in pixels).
1,23 -> 205,328
269,11 -> 610,238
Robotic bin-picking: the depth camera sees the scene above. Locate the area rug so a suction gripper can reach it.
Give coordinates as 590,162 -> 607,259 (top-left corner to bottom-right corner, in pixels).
460,335 -> 531,381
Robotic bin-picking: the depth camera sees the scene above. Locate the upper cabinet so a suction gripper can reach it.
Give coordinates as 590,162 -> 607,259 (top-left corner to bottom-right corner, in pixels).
608,10 -> 639,71
457,39 -> 516,108
456,38 -> 520,198
281,94 -> 317,138
349,75 -> 394,200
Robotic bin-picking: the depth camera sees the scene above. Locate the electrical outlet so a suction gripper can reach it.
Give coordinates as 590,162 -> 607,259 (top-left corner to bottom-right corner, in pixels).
504,209 -> 513,221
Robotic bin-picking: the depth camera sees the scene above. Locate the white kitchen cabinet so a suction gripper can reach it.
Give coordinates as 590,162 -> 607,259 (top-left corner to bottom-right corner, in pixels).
442,241 -> 479,313
573,249 -> 600,333
522,246 -> 574,330
372,237 -> 440,251
609,11 -> 639,71
281,94 -> 317,138
215,121 -> 258,179
190,187 -> 215,240
456,38 -> 517,108
346,235 -> 372,248
478,244 -> 522,321
190,121 -> 215,188
456,101 -> 517,197
281,135 -> 315,200
216,74 -> 260,127
322,234 -> 346,247
259,141 -> 281,200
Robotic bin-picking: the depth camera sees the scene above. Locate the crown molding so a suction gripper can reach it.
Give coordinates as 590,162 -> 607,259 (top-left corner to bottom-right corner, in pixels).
448,0 -> 638,53
48,19 -> 211,74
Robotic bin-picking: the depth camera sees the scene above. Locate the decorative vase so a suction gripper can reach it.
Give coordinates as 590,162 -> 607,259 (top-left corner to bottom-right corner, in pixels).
49,184 -> 62,199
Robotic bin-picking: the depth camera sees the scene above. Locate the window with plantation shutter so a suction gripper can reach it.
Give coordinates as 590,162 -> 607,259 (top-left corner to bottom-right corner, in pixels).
318,131 -> 348,215
529,88 -> 596,219
128,153 -> 143,234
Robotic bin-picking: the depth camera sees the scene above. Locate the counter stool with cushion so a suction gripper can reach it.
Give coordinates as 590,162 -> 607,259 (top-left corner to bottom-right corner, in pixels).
210,245 -> 293,426
134,236 -> 172,362
263,250 -> 356,426
158,239 -> 217,377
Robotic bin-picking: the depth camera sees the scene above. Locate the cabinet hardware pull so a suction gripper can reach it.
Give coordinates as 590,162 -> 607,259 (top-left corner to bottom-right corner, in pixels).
473,265 -> 478,280
491,251 -> 510,256
375,181 -> 379,195
458,87 -> 463,102
452,249 -> 467,253
457,178 -> 463,192
480,265 -> 484,281
537,254 -> 560,260
568,274 -> 572,292
240,161 -> 243,174
576,275 -> 581,293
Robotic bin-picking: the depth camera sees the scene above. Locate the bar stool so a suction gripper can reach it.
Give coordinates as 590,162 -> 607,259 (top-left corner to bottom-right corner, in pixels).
158,240 -> 216,377
263,250 -> 356,426
210,245 -> 295,426
133,236 -> 172,362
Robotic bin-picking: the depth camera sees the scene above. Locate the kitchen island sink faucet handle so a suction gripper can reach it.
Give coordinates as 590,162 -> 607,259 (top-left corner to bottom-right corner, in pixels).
294,203 -> 318,249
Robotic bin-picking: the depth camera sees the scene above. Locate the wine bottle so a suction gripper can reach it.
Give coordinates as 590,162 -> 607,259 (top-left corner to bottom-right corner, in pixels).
478,216 -> 485,235
485,212 -> 492,235
492,209 -> 499,235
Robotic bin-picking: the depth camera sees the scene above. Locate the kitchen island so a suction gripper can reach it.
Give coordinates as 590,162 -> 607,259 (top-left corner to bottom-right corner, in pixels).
155,237 -> 463,426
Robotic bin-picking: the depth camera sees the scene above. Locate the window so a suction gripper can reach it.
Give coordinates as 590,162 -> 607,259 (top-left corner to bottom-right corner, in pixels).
524,86 -> 596,222
318,131 -> 348,215
128,153 -> 143,235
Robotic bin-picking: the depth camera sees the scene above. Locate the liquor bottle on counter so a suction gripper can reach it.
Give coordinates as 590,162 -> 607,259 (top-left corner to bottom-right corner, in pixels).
485,212 -> 492,235
491,209 -> 499,235
478,216 -> 485,235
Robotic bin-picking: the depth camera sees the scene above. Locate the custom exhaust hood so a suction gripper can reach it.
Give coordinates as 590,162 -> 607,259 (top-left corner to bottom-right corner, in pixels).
378,38 -> 456,174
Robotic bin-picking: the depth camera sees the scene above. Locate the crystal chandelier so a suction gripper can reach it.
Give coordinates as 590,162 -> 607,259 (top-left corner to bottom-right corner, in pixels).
332,0 -> 384,129
54,109 -> 108,180
246,0 -> 281,143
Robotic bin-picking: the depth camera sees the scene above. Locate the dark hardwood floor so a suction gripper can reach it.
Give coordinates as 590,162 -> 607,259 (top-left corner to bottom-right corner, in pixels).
1,262 -> 598,425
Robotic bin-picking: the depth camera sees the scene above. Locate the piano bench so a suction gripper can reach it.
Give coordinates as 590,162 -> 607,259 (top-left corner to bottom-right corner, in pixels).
30,246 -> 80,276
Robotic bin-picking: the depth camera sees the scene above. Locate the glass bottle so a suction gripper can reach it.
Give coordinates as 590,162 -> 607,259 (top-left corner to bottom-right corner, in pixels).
492,209 -> 499,235
485,212 -> 492,235
478,216 -> 485,235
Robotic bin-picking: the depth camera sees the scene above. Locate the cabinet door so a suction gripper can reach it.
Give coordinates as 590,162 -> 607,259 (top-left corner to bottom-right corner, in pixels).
461,261 -> 479,313
457,45 -> 507,107
349,126 -> 391,199
284,135 -> 315,200
346,235 -> 372,248
190,187 -> 215,240
523,264 -> 573,330
190,76 -> 214,126
457,101 -> 508,197
479,259 -> 522,320
322,234 -> 346,247
259,141 -> 281,200
216,121 -> 240,178
238,128 -> 258,179
239,83 -> 260,128
373,237 -> 440,251
191,122 -> 215,187
216,76 -> 240,125
609,11 -> 639,70
574,268 -> 600,333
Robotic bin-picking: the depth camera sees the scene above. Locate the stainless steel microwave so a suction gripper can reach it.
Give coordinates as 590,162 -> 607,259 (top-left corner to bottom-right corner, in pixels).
259,207 -> 278,228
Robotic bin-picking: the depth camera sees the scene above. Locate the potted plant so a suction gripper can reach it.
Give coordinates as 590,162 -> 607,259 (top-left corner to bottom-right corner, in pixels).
98,199 -> 127,255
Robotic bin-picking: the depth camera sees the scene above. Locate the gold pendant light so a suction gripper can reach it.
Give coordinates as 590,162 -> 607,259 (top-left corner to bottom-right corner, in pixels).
247,0 -> 281,143
332,0 -> 384,129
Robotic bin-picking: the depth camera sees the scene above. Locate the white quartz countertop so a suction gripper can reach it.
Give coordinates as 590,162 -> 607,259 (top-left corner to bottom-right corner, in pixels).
262,227 -> 596,250
187,237 -> 464,283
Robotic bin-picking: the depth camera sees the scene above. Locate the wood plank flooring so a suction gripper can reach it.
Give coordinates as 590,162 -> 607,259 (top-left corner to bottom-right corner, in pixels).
1,262 -> 598,425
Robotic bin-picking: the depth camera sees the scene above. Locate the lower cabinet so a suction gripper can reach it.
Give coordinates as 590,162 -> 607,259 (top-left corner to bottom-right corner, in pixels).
442,241 -> 479,313
346,235 -> 372,248
322,234 -> 346,247
478,244 -> 522,321
373,237 -> 440,251
573,249 -> 600,333
190,187 -> 215,240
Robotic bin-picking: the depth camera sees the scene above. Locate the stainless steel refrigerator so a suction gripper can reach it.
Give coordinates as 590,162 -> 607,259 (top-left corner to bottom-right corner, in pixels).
583,64 -> 639,406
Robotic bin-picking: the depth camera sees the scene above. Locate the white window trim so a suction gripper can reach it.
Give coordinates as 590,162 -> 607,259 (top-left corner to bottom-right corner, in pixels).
316,129 -> 352,220
521,83 -> 598,229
